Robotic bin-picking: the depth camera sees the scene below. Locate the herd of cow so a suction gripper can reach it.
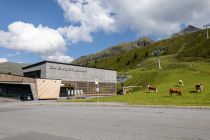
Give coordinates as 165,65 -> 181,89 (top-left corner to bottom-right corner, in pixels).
147,80 -> 204,96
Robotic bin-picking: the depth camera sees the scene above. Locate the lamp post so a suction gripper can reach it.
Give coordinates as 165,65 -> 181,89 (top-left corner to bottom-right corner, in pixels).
95,78 -> 99,102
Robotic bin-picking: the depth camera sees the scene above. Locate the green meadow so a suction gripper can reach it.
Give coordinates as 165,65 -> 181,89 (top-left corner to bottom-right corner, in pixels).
62,55 -> 210,106
61,30 -> 210,106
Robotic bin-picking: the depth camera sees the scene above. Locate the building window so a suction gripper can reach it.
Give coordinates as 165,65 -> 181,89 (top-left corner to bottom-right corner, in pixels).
23,70 -> 41,78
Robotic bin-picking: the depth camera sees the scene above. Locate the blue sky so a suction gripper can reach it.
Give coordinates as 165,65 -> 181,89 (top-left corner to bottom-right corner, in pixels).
0,0 -> 138,63
0,0 -> 209,63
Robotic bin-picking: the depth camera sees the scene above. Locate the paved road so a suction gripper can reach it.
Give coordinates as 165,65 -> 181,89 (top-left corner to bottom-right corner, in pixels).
0,98 -> 17,103
0,102 -> 210,140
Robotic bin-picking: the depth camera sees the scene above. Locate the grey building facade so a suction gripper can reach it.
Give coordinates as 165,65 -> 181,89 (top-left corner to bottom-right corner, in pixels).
22,61 -> 117,96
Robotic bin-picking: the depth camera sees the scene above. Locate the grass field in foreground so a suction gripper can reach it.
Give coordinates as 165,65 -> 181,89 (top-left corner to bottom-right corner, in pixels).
61,55 -> 210,106
60,90 -> 210,106
61,86 -> 210,106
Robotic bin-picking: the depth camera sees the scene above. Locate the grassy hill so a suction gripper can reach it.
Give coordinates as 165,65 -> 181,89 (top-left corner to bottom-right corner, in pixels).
171,25 -> 201,37
72,37 -> 154,65
0,62 -> 27,75
100,55 -> 210,106
62,29 -> 210,106
84,29 -> 210,71
64,55 -> 210,106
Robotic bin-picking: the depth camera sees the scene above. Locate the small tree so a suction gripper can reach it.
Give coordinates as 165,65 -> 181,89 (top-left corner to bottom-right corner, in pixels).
117,57 -> 120,63
145,51 -> 149,58
133,53 -> 138,60
126,60 -> 130,65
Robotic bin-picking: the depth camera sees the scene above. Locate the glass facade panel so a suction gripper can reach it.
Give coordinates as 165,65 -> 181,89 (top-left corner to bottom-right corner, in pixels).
24,70 -> 41,78
60,81 -> 117,97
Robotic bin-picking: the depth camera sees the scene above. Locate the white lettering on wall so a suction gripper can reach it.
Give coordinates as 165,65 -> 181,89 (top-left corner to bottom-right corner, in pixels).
49,65 -> 87,73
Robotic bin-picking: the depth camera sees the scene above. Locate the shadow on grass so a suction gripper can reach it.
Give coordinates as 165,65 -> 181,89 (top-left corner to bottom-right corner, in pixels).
163,95 -> 173,98
162,95 -> 183,98
189,90 -> 198,94
144,91 -> 159,94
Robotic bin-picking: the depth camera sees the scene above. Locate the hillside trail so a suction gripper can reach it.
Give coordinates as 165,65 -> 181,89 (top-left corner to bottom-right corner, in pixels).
176,33 -> 203,56
176,43 -> 186,56
136,57 -> 157,70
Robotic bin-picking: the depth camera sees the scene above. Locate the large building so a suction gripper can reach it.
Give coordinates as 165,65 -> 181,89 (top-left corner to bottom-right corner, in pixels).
0,61 -> 117,100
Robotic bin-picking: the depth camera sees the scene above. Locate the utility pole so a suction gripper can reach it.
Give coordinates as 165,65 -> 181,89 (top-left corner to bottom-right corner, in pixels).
156,49 -> 161,69
203,23 -> 210,39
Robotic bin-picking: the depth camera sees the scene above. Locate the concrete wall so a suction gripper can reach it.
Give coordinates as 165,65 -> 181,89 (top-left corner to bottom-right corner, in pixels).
22,62 -> 117,97
23,62 -> 117,84
35,79 -> 61,99
45,63 -> 117,83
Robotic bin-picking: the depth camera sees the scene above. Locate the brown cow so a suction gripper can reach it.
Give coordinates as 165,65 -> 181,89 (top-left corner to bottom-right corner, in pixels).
148,85 -> 158,93
169,88 -> 182,96
195,84 -> 204,93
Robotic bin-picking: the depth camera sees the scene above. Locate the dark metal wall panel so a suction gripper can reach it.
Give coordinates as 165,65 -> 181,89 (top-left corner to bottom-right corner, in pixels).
61,81 -> 117,96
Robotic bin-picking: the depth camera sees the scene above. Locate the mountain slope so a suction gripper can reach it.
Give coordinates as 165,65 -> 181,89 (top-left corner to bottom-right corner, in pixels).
171,25 -> 201,37
65,27 -> 210,106
84,29 -> 210,71
83,54 -> 210,106
0,62 -> 27,75
73,25 -> 202,66
72,37 -> 154,65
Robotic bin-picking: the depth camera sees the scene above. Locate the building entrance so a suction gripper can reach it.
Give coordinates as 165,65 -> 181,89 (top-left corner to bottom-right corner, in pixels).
0,83 -> 33,101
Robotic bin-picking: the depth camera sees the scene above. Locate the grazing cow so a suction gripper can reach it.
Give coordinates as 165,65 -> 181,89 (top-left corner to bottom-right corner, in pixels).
195,84 -> 204,93
178,80 -> 184,86
169,88 -> 182,96
147,85 -> 158,93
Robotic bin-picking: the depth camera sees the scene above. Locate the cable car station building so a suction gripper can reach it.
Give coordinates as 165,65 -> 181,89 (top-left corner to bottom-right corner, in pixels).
0,61 -> 117,100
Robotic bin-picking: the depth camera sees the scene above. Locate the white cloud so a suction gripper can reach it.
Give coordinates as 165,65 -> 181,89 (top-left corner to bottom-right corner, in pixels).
57,0 -> 210,38
58,25 -> 93,43
1,0 -> 210,63
44,52 -> 73,63
0,21 -> 73,63
57,0 -> 116,43
0,21 -> 66,55
102,0 -> 210,36
0,58 -> 8,63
